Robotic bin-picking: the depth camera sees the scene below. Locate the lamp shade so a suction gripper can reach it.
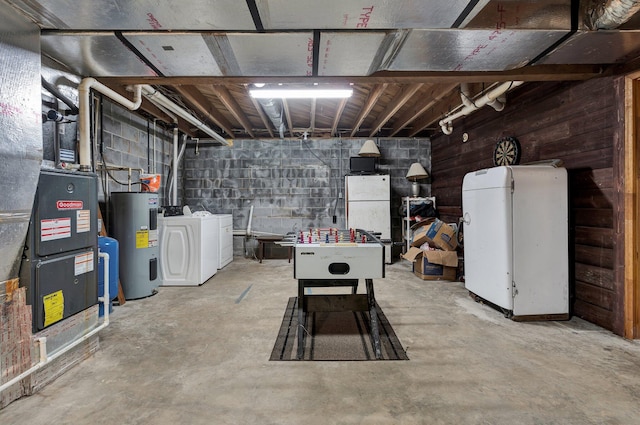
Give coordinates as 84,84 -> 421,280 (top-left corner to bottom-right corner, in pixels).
406,162 -> 429,181
358,139 -> 381,157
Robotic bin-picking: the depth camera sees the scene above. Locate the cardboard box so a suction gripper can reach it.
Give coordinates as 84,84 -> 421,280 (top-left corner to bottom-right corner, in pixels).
411,227 -> 431,248
403,247 -> 458,281
423,218 -> 458,251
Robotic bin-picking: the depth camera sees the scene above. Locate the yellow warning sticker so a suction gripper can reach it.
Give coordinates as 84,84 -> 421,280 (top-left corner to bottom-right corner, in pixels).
136,230 -> 149,249
43,290 -> 64,327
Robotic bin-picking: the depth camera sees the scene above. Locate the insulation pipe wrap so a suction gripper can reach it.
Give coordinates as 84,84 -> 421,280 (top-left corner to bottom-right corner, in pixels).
587,0 -> 640,29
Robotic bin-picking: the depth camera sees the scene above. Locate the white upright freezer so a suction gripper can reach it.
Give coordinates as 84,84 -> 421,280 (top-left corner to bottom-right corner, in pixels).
462,165 -> 569,319
345,174 -> 391,264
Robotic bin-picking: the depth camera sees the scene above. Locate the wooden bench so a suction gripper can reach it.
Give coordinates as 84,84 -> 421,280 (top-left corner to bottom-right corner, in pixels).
257,235 -> 292,263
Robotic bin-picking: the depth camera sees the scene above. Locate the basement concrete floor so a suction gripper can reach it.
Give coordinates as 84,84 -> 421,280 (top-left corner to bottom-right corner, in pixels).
2,257 -> 640,424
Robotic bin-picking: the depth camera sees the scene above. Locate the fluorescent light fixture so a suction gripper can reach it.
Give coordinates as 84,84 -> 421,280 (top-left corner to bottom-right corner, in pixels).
249,88 -> 353,99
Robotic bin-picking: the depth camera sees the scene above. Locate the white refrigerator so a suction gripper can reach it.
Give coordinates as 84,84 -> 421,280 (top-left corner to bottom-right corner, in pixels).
345,174 -> 391,264
462,165 -> 569,318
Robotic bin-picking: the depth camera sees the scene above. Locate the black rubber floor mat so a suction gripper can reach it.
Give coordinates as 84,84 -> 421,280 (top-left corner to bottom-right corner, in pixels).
270,297 -> 409,361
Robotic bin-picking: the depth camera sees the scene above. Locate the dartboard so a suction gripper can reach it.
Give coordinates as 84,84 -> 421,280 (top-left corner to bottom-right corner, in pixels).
493,136 -> 521,166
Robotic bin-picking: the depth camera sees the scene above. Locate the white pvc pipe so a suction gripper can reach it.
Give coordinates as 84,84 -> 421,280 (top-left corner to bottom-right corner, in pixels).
462,82 -> 505,112
100,251 -> 110,336
0,253 -> 110,394
487,95 -> 506,112
172,128 -> 179,205
246,205 -> 254,236
439,81 -> 523,134
79,78 -> 142,171
138,85 -> 230,146
441,122 -> 453,135
152,119 -> 157,174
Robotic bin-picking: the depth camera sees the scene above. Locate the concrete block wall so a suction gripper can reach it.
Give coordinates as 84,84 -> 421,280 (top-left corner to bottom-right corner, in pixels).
99,101 -> 175,206
182,137 -> 431,259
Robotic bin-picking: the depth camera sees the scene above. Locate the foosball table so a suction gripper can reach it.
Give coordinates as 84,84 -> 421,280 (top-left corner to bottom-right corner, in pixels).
293,228 -> 385,359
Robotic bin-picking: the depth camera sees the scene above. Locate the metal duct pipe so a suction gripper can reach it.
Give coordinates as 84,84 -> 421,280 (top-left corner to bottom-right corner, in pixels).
41,76 -> 79,115
79,78 -> 143,171
587,0 -> 640,29
138,85 -> 231,146
257,98 -> 286,139
439,81 -> 523,135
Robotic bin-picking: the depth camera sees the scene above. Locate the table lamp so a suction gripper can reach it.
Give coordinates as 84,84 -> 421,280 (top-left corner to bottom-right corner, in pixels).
358,139 -> 381,157
406,162 -> 429,197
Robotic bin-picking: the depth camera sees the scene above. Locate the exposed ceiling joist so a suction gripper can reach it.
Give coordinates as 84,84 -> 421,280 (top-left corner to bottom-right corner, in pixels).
99,64 -> 607,87
407,89 -> 463,137
390,83 -> 458,136
248,95 -> 275,138
210,85 -> 255,137
282,99 -> 294,138
174,85 -> 235,138
350,83 -> 388,137
368,83 -> 422,137
331,98 -> 347,137
309,98 -> 316,135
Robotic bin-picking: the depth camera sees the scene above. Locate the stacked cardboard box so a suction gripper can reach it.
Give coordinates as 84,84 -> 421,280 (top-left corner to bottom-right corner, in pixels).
0,279 -> 34,409
403,219 -> 459,281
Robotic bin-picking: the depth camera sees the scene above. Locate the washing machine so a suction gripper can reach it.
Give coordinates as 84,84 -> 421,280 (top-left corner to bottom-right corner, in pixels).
159,213 -> 219,286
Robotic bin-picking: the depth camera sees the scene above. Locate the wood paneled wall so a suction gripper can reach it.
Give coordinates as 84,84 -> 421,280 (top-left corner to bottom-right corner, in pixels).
430,76 -> 625,334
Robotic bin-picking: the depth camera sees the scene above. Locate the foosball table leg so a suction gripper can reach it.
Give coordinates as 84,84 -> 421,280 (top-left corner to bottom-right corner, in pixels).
366,279 -> 382,359
297,281 -> 305,360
